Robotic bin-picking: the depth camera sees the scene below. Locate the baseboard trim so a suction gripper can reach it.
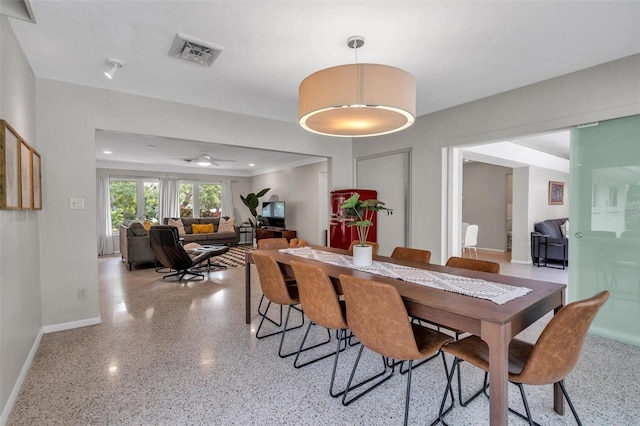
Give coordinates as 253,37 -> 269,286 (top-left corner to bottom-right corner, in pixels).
510,259 -> 532,265
0,328 -> 44,425
477,247 -> 506,253
42,316 -> 102,334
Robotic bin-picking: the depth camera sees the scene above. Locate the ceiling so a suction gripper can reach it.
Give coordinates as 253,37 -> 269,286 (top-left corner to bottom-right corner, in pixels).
5,1 -> 640,173
94,130 -> 325,177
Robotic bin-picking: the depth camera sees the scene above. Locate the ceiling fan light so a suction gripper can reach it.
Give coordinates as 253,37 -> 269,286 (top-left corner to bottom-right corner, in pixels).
196,155 -> 212,166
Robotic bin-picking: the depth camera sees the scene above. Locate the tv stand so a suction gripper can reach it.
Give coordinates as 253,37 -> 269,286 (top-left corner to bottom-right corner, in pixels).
256,228 -> 297,242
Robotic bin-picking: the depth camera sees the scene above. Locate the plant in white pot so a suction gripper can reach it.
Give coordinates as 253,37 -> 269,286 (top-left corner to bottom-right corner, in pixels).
340,193 -> 393,266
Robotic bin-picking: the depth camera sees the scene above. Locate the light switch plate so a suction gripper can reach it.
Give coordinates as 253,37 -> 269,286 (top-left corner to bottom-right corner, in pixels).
69,197 -> 85,210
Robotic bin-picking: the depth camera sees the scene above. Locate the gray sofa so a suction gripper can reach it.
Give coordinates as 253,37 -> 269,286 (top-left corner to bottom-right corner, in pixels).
162,217 -> 240,246
120,222 -> 157,271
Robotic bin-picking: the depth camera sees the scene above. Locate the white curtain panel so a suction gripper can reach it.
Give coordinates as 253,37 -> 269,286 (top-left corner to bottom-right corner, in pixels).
221,180 -> 234,217
159,177 -> 180,222
96,172 -> 114,255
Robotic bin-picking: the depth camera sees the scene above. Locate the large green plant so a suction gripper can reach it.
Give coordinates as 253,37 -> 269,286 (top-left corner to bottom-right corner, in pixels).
240,188 -> 270,228
339,193 -> 393,247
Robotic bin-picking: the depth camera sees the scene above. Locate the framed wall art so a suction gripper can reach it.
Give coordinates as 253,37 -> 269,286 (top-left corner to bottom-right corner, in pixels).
549,181 -> 565,205
0,120 -> 21,209
32,149 -> 42,210
20,139 -> 33,209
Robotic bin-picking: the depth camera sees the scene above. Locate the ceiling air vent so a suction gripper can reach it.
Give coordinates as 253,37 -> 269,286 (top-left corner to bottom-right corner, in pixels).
168,33 -> 224,66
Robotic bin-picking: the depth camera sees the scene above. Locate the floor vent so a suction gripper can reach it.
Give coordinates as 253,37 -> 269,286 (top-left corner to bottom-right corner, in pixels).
168,33 -> 224,67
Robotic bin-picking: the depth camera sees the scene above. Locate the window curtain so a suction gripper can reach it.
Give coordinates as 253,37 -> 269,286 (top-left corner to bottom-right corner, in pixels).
159,177 -> 180,222
97,172 -> 114,255
221,180 -> 234,217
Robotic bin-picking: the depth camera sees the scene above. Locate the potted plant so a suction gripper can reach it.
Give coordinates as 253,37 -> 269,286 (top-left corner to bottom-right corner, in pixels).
240,188 -> 270,229
340,193 -> 393,266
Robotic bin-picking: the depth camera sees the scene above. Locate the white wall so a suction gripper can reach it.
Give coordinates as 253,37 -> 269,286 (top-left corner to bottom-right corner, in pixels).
36,78 -> 352,327
462,162 -> 512,251
0,16 -> 41,422
250,161 -> 328,245
354,54 -> 640,264
528,166 -> 570,225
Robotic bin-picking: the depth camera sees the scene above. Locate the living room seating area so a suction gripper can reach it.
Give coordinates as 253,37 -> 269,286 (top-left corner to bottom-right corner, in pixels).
120,216 -> 240,270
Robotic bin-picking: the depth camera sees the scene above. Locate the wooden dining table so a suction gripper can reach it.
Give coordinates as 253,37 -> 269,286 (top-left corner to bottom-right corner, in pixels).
245,246 -> 567,426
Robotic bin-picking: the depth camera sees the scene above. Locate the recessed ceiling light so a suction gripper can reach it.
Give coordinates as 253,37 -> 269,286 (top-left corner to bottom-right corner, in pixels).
104,59 -> 124,79
103,150 -> 112,154
249,163 -> 255,167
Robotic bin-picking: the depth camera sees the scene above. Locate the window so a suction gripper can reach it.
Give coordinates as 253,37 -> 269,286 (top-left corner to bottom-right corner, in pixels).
179,182 -> 221,218
110,179 -> 158,232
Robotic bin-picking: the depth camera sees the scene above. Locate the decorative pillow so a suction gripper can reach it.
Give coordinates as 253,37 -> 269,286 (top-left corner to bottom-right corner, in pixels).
143,220 -> 152,231
217,217 -> 235,233
561,220 -> 569,237
192,223 -> 214,234
168,218 -> 186,236
129,222 -> 147,237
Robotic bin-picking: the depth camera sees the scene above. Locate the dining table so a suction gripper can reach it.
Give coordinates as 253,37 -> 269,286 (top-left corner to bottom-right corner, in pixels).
245,246 -> 567,426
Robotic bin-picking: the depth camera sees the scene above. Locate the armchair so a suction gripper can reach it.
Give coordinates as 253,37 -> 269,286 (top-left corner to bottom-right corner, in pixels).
531,218 -> 568,268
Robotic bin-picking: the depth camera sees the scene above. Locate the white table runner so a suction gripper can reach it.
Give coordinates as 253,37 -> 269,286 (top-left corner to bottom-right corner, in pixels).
279,247 -> 531,305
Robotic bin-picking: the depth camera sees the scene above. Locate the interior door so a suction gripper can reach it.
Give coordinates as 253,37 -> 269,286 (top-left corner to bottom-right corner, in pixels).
356,151 -> 409,256
570,115 -> 640,346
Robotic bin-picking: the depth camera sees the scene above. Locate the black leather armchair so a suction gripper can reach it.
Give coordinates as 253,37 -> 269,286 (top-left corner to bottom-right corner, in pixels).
149,225 -> 214,281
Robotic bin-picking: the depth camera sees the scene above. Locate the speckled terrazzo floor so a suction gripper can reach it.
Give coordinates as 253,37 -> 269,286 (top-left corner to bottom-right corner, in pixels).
7,255 -> 639,425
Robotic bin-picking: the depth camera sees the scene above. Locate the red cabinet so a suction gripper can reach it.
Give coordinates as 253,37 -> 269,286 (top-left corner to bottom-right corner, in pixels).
329,189 -> 377,250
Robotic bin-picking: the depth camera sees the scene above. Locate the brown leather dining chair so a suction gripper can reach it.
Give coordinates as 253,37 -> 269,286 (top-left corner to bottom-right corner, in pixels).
290,260 -> 351,397
252,251 -> 304,357
339,274 -> 453,426
439,290 -> 610,425
391,247 -> 432,264
257,237 -> 289,250
348,241 -> 379,256
445,256 -> 500,274
256,238 -> 294,318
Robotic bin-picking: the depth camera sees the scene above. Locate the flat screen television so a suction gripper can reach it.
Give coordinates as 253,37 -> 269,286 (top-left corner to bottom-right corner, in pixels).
261,201 -> 286,229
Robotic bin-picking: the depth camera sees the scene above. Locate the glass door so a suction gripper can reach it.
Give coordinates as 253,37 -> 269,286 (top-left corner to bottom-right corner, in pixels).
570,115 -> 640,346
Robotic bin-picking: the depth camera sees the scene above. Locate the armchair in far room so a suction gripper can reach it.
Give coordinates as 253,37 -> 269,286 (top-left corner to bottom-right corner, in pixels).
530,218 -> 569,268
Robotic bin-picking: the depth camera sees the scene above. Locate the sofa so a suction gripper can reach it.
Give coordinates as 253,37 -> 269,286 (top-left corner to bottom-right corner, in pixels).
530,218 -> 569,266
162,216 -> 240,246
120,222 -> 157,271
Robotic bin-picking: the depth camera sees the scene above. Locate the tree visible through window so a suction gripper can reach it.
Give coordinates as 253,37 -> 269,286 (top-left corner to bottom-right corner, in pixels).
110,181 -> 137,231
179,182 -> 221,218
110,179 -> 159,232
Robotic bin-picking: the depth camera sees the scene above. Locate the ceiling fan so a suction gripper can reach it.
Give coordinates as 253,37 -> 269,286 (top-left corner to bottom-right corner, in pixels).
177,154 -> 237,167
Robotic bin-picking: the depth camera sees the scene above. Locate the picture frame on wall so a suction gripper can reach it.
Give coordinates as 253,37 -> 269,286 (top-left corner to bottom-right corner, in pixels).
20,139 -> 33,209
549,181 -> 564,205
0,120 -> 21,209
32,150 -> 42,210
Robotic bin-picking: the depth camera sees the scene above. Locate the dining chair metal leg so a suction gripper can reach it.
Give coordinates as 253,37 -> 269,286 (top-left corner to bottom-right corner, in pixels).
457,365 -> 488,407
329,329 -> 350,398
341,345 -> 393,407
292,321 -> 338,368
559,380 -> 583,426
277,305 -> 307,358
256,301 -> 304,340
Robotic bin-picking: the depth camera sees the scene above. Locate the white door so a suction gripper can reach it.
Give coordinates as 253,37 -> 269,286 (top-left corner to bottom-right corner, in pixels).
356,151 -> 409,256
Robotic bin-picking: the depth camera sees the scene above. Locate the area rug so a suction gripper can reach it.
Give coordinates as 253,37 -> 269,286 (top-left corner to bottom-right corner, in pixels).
212,245 -> 253,268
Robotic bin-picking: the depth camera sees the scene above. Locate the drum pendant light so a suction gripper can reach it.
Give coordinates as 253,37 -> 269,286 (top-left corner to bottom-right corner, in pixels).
299,36 -> 416,138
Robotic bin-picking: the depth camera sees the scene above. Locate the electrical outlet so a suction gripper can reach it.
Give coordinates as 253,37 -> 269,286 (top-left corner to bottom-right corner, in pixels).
69,197 -> 85,210
78,287 -> 87,300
